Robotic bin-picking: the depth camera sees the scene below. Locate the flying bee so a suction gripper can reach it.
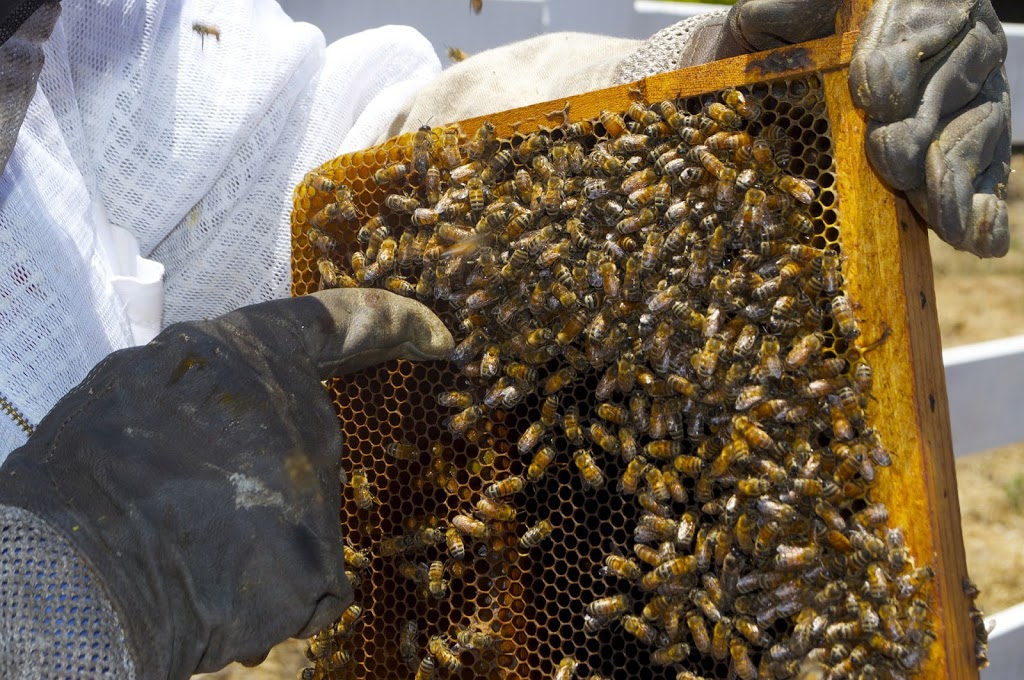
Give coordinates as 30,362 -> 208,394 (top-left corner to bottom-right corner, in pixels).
373,162 -> 410,187
446,45 -> 470,62
351,467 -> 376,510
519,519 -> 554,550
574,449 -> 605,490
452,514 -> 490,540
192,21 -> 221,46
470,0 -> 483,13
485,475 -> 525,498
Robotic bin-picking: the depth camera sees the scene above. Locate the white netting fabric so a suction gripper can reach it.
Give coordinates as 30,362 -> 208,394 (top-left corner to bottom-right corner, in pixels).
0,505 -> 135,679
613,9 -> 730,84
0,0 -> 442,460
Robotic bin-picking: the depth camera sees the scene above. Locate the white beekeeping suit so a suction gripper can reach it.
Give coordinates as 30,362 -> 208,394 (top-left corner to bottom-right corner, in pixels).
0,0 -> 441,459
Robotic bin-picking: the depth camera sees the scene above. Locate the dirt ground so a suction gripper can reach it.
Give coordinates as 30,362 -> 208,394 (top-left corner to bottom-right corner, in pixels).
194,158 -> 1024,680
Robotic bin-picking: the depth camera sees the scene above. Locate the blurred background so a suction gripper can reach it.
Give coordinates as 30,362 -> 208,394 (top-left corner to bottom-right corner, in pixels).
197,1 -> 1024,677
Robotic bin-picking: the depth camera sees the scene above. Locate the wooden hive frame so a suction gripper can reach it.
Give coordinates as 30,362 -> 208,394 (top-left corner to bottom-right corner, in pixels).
290,1 -> 977,677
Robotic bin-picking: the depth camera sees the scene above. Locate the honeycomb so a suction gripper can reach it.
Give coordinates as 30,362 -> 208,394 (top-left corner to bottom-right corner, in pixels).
289,75 -> 974,680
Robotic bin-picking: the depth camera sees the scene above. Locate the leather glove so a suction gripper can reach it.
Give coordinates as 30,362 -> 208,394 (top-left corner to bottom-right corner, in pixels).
689,0 -> 1011,258
0,289 -> 453,678
851,0 -> 1010,257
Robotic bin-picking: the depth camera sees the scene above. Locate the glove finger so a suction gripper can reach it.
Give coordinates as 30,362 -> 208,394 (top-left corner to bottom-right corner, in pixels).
311,288 -> 454,378
862,25 -> 1006,193
851,0 -> 1003,120
909,73 -> 1010,257
732,0 -> 842,51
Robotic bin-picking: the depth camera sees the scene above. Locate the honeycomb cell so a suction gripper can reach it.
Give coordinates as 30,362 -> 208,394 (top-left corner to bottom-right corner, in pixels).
291,76 -> 942,680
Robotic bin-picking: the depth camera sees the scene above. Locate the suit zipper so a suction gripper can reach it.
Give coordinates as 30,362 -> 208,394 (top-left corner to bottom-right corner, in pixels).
0,392 -> 33,437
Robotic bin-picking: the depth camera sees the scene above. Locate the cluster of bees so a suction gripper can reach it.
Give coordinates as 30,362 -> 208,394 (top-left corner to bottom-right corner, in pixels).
297,80 -> 960,680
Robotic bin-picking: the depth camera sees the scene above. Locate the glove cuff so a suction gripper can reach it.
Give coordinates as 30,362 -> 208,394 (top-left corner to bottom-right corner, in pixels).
614,9 -> 734,84
0,504 -> 138,678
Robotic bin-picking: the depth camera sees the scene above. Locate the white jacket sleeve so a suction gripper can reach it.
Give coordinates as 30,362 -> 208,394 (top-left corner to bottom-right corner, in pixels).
0,0 -> 441,460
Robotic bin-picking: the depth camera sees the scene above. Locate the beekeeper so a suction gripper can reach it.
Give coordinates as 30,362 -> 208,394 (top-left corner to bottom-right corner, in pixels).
0,0 -> 1009,676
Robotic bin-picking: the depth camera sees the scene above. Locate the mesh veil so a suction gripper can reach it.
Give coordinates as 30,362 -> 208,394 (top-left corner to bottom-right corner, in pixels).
0,505 -> 136,678
0,0 -> 441,459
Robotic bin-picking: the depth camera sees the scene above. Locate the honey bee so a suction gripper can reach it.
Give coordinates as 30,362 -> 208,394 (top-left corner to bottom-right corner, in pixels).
574,449 -> 605,490
457,627 -> 496,650
415,656 -> 436,680
775,174 -> 818,203
400,619 -> 420,667
447,405 -> 482,435
373,162 -> 410,187
468,122 -> 495,160
831,293 -> 860,339
692,336 -> 723,379
440,126 -> 463,168
452,514 -> 490,540
351,467 -> 376,510
723,89 -> 761,121
428,635 -> 461,672
585,593 -> 631,622
786,331 -> 824,370
475,497 -> 517,522
600,553 -> 642,582
386,440 -> 419,461
527,445 -> 558,481
343,543 -> 370,571
519,519 -> 554,550
705,102 -> 739,128
554,657 -> 579,680
485,475 -> 525,499
192,22 -> 221,47
711,617 -> 732,660
440,526 -> 465,562
446,45 -> 470,63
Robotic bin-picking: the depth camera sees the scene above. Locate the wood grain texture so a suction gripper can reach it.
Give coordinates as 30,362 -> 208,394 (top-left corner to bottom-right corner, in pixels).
452,31 -> 858,142
822,64 -> 977,678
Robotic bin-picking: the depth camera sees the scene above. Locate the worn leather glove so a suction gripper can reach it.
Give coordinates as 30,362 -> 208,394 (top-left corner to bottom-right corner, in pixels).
0,289 -> 453,678
703,0 -> 1011,257
851,0 -> 1010,257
